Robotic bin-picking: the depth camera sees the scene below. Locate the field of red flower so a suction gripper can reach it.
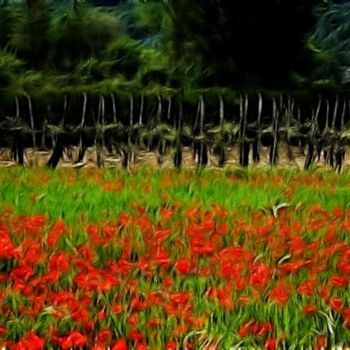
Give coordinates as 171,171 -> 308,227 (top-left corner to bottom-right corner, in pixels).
0,168 -> 350,349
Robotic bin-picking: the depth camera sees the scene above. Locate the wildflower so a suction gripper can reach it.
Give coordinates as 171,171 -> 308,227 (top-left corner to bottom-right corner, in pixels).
269,285 -> 290,305
264,338 -> 278,350
250,262 -> 270,289
169,292 -> 190,306
297,280 -> 315,297
329,297 -> 343,312
330,275 -> 349,288
175,258 -> 191,275
303,305 -> 317,315
166,341 -> 178,350
112,339 -> 128,350
128,330 -> 143,342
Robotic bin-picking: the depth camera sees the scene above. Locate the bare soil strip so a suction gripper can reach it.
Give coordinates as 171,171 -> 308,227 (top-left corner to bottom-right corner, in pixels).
0,146 -> 348,170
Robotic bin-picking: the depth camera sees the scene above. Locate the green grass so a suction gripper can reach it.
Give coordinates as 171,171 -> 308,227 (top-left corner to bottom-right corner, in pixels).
1,167 -> 350,348
0,167 -> 348,225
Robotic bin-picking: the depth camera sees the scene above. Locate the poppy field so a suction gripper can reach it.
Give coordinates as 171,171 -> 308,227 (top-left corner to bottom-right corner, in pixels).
1,167 -> 350,349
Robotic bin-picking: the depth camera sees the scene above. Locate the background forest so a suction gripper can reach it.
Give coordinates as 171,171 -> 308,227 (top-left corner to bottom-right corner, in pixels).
0,0 -> 350,169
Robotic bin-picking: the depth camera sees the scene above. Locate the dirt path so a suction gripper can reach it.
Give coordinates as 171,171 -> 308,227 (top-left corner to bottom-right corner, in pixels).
0,146 -> 347,170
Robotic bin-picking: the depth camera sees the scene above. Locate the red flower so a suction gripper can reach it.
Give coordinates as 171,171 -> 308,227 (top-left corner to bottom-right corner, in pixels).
175,258 -> 191,275
236,278 -> 246,291
112,339 -> 128,350
61,331 -> 87,349
160,208 -> 173,220
269,286 -> 290,305
119,213 -> 132,226
333,206 -> 343,218
169,292 -> 190,306
303,305 -> 317,315
297,280 -> 315,297
239,319 -> 255,337
264,338 -> 278,350
17,331 -> 45,350
49,251 -> 70,273
166,341 -> 178,350
330,275 -> 349,288
220,260 -> 234,278
343,308 -> 350,328
250,262 -> 270,289
329,297 -> 343,311
97,328 -> 112,344
111,304 -> 123,314
47,220 -> 66,247
318,285 -> 330,300
128,313 -> 139,326
316,335 -> 327,350
128,330 -> 143,342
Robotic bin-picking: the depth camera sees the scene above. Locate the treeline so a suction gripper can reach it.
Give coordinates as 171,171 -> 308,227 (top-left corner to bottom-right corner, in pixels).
0,0 -> 350,169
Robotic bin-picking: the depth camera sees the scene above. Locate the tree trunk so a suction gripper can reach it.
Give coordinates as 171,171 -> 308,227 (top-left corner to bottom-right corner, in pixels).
139,94 -> 144,125
305,95 -> 321,169
111,93 -> 117,123
167,97 -> 172,121
331,95 -> 339,130
77,93 -> 87,163
341,98 -> 346,131
219,95 -> 224,126
25,94 -> 36,151
269,97 -> 279,166
286,95 -> 294,162
253,92 -> 262,163
47,137 -> 63,169
15,96 -> 20,119
173,99 -> 183,169
239,94 -> 249,167
156,94 -> 162,124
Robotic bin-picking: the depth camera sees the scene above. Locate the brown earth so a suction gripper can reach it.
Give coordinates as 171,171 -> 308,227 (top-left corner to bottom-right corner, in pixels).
0,146 -> 347,170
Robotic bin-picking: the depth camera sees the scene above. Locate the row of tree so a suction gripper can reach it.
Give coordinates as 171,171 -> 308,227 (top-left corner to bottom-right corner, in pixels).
0,0 -> 350,169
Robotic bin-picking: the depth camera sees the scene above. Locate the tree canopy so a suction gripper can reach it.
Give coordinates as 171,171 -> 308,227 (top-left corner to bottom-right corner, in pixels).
0,0 -> 348,98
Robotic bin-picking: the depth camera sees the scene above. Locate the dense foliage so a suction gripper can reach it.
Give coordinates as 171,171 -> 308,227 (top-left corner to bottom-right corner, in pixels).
0,0 -> 350,170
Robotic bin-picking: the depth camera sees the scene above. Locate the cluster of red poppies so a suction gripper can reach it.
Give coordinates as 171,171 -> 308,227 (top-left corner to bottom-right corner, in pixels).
0,198 -> 349,349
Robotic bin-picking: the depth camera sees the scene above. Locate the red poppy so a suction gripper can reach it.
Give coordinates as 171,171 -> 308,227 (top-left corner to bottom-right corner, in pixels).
119,213 -> 132,226
175,258 -> 191,275
17,331 -> 45,350
238,319 -> 255,337
220,260 -> 234,278
128,313 -> 139,326
264,338 -> 278,350
169,292 -> 190,306
316,335 -> 327,350
236,278 -> 246,291
330,275 -> 349,288
62,331 -> 87,349
160,208 -> 173,220
329,297 -> 343,311
297,280 -> 315,297
303,305 -> 317,315
96,329 -> 112,345
49,251 -> 70,273
128,330 -> 143,342
318,285 -> 330,300
166,341 -> 178,350
250,262 -> 270,289
112,339 -> 128,350
47,220 -> 66,247
269,286 -> 290,305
